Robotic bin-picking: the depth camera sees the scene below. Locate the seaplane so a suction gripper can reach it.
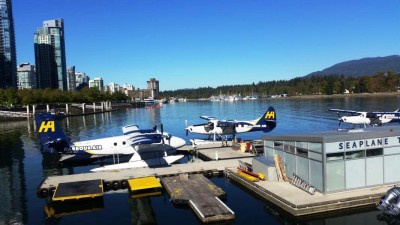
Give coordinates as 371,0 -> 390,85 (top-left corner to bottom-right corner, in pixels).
35,112 -> 186,171
185,106 -> 277,141
328,108 -> 400,128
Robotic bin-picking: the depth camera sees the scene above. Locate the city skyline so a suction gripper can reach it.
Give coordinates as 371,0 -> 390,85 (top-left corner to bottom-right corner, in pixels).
12,0 -> 400,91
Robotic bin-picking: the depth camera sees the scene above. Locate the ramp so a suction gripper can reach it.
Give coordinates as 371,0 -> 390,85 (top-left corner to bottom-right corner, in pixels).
162,174 -> 235,223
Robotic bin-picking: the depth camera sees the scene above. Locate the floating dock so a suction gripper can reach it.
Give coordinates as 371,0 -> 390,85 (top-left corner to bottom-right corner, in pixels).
128,176 -> 162,198
162,174 -> 234,223
52,179 -> 104,201
225,168 -> 391,218
36,142 -> 395,220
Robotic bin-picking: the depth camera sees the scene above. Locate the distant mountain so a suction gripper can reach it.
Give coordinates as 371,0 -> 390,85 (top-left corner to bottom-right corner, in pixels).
306,55 -> 400,77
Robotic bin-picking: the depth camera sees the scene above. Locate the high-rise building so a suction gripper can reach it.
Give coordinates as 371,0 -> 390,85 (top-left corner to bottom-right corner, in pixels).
147,78 -> 159,98
89,78 -> 104,91
34,19 -> 67,90
75,71 -> 89,89
67,66 -> 76,91
0,0 -> 17,89
17,63 -> 36,89
108,82 -> 120,94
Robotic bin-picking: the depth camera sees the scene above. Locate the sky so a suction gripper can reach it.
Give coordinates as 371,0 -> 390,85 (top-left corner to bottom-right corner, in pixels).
12,0 -> 400,91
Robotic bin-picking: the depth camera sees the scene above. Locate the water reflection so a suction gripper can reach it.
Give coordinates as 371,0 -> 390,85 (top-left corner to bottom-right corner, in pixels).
130,197 -> 157,225
0,130 -> 27,225
44,197 -> 104,219
264,203 -> 386,225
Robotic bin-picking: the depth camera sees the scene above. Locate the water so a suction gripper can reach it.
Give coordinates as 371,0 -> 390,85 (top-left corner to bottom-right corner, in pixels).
1,95 -> 400,225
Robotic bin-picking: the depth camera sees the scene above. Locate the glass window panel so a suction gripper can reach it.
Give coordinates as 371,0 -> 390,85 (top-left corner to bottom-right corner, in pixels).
384,155 -> 400,183
296,142 -> 307,149
366,148 -> 383,157
384,146 -> 400,155
284,153 -> 296,180
327,152 -> 344,161
296,148 -> 308,158
345,150 -> 365,160
283,141 -> 295,153
310,160 -> 323,191
274,141 -> 283,151
264,140 -> 274,148
309,142 -> 322,153
345,159 -> 365,189
326,161 -> 345,192
264,146 -> 275,157
366,157 -> 383,186
309,151 -> 323,162
297,156 -> 309,182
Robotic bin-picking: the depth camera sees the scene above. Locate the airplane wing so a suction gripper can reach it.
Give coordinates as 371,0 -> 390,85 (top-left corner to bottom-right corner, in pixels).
328,109 -> 360,115
368,111 -> 400,115
200,116 -> 216,121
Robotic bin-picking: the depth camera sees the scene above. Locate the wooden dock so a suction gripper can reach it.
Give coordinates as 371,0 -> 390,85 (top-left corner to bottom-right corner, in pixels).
225,168 -> 392,218
161,174 -> 235,223
37,157 -> 253,196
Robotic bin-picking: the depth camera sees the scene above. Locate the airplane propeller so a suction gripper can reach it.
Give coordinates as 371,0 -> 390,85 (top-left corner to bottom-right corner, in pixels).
160,123 -> 165,144
185,120 -> 189,136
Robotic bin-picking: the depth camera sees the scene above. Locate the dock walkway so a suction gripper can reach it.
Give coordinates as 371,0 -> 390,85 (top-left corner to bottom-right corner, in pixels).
38,158 -> 252,191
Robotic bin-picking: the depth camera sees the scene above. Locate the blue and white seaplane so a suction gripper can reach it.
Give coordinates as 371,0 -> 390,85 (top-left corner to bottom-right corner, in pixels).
329,108 -> 400,128
185,106 -> 277,141
35,112 -> 186,172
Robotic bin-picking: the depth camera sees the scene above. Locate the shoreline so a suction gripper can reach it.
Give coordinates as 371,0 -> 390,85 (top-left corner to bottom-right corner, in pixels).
286,92 -> 400,99
187,92 -> 400,101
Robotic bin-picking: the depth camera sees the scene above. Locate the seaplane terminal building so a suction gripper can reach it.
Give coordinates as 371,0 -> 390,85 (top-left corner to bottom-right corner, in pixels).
262,126 -> 400,194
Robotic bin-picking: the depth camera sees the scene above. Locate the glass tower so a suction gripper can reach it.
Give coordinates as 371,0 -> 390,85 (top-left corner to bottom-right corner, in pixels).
0,0 -> 17,89
34,19 -> 67,90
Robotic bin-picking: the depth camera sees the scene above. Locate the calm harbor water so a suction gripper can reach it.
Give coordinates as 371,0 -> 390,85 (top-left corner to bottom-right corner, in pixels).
1,95 -> 400,225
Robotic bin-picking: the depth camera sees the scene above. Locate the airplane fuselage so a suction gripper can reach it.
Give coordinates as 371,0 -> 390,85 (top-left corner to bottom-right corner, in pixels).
340,112 -> 400,126
187,119 -> 273,135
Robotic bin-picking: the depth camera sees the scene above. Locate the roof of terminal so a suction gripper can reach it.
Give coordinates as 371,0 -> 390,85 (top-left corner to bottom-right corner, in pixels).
262,125 -> 400,143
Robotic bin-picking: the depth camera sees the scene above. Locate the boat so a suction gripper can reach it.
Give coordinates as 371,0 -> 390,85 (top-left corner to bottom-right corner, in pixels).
377,187 -> 400,216
143,97 -> 156,105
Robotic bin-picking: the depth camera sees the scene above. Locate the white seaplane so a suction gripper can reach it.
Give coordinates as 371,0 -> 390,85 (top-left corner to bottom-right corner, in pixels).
35,112 -> 186,171
185,106 -> 277,141
329,108 -> 400,128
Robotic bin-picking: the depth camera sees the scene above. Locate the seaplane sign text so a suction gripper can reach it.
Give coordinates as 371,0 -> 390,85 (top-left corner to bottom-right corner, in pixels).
339,138 -> 389,150
337,136 -> 400,150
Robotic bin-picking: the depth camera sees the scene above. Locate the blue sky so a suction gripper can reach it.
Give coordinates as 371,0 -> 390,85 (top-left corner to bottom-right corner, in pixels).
13,0 -> 400,91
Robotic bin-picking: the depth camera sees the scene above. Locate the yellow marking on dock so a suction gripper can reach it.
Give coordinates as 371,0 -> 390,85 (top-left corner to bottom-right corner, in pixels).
128,176 -> 162,192
52,179 -> 104,201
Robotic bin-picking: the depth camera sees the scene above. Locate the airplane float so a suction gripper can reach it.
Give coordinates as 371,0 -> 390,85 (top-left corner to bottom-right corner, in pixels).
185,106 -> 277,141
328,108 -> 400,128
35,112 -> 186,171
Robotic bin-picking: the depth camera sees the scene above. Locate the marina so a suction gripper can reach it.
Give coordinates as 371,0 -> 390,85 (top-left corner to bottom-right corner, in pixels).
36,123 -> 400,222
3,98 -> 400,224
